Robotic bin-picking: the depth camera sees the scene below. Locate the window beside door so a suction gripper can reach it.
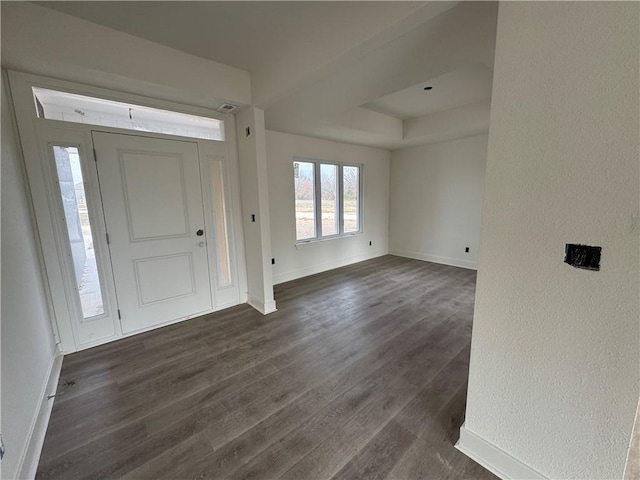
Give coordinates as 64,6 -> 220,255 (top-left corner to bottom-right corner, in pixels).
52,145 -> 106,319
293,158 -> 362,242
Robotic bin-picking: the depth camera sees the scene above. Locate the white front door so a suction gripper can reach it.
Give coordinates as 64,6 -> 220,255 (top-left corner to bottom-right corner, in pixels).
93,132 -> 212,333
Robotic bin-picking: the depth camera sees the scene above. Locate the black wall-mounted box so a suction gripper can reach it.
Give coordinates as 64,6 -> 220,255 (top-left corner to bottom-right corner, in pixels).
564,244 -> 601,271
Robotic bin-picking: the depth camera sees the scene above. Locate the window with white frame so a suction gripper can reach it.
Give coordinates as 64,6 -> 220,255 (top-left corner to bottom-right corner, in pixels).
293,158 -> 362,242
32,87 -> 225,141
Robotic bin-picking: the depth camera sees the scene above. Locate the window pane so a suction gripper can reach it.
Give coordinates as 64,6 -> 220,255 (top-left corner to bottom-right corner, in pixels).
211,159 -> 231,286
343,166 -> 360,233
294,161 -> 316,240
320,164 -> 338,236
53,146 -> 105,319
34,87 -> 224,141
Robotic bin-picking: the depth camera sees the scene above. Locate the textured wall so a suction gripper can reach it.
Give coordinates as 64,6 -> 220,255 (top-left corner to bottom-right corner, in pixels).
465,2 -> 639,479
390,134 -> 488,269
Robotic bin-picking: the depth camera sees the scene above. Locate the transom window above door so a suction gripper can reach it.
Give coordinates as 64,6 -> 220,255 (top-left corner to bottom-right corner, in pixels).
32,87 -> 225,141
293,158 -> 362,242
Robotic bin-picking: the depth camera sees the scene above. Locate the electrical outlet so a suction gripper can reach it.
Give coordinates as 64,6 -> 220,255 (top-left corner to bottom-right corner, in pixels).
0,434 -> 5,460
564,244 -> 601,271
369,241 -> 372,246
271,258 -> 275,265
251,214 -> 256,222
465,247 -> 470,253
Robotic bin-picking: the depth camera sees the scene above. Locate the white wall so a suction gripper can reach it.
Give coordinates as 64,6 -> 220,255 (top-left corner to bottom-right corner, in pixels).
463,3 -> 639,479
390,134 -> 488,269
235,108 -> 276,313
266,130 -> 390,284
1,2 -> 251,108
403,100 -> 491,147
1,75 -> 59,479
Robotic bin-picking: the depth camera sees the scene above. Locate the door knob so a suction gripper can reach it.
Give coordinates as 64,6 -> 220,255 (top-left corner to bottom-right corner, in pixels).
196,229 -> 204,236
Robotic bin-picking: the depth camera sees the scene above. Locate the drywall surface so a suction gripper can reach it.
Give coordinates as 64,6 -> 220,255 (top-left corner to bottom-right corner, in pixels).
1,2 -> 251,108
266,130 -> 390,284
389,134 -> 487,269
402,100 -> 491,147
235,107 -> 276,313
465,3 -> 639,479
1,75 -> 57,479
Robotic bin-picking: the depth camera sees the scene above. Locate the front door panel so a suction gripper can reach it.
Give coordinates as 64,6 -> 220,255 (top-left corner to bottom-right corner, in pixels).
93,132 -> 212,333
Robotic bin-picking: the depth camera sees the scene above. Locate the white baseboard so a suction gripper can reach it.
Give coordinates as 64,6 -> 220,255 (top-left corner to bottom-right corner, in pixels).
390,249 -> 477,270
262,299 -> 277,314
247,293 -> 277,315
272,249 -> 388,285
456,424 -> 547,480
17,349 -> 63,480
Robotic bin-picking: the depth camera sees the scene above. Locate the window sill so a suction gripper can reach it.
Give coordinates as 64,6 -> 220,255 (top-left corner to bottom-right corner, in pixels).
295,232 -> 363,246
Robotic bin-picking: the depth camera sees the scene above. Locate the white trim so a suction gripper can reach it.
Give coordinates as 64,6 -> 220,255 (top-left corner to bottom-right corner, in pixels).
262,300 -> 278,315
72,298 -> 242,353
247,293 -> 278,315
9,71 -> 230,124
389,249 -> 477,270
198,142 -> 244,310
624,399 -> 640,479
295,231 -> 362,246
16,350 -> 63,480
273,249 -> 387,285
456,424 -> 548,480
215,299 -> 244,312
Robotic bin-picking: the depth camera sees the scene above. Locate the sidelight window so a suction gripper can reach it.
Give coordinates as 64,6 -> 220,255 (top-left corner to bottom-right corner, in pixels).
210,159 -> 232,287
52,145 -> 105,319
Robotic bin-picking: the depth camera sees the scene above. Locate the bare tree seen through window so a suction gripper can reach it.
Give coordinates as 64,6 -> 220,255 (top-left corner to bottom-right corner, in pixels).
294,161 -> 360,241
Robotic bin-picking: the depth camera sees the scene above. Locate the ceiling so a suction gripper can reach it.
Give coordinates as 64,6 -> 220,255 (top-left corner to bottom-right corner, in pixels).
35,2 -> 423,75
362,64 -> 493,121
36,1 -> 498,151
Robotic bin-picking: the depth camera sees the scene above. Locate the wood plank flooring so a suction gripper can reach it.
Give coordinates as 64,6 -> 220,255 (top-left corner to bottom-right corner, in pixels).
36,255 -> 496,480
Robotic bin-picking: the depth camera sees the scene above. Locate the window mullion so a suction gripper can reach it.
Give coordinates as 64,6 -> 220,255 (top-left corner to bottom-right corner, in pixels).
314,161 -> 322,239
358,165 -> 363,233
338,164 -> 344,235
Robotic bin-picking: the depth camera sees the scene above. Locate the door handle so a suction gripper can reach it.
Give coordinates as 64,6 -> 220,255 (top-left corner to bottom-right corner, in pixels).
196,229 -> 204,236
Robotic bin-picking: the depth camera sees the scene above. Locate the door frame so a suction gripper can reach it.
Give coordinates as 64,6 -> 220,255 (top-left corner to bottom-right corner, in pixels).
8,70 -> 248,353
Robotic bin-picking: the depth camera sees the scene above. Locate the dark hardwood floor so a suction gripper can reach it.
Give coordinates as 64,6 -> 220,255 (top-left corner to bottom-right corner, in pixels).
36,255 -> 496,480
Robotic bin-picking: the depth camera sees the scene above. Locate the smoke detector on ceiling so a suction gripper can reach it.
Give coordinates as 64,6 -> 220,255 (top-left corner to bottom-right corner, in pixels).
216,103 -> 238,114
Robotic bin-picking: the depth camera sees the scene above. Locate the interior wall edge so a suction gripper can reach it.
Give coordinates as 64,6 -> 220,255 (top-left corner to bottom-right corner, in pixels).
16,350 -> 63,480
2,69 -> 60,479
3,69 -> 61,343
464,2 -> 639,478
